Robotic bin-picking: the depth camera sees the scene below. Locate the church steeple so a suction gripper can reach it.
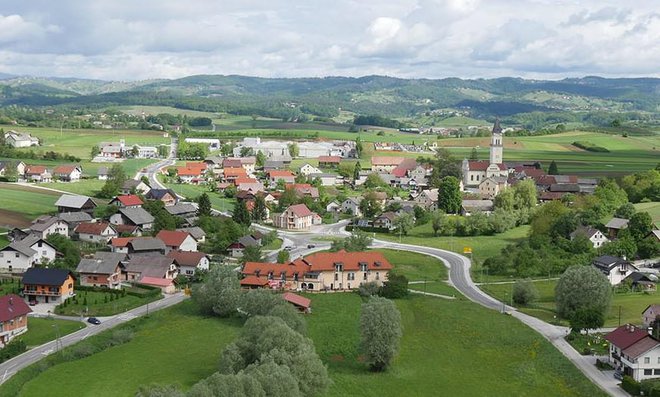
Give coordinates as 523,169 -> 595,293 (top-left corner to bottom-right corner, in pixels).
489,118 -> 503,165
492,118 -> 502,135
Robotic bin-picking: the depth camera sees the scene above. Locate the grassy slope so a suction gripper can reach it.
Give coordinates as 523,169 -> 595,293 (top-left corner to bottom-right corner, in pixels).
634,201 -> 660,223
308,293 -> 606,397
0,183 -> 59,219
54,291 -> 162,317
21,318 -> 85,348
17,302 -> 242,397
159,177 -> 235,212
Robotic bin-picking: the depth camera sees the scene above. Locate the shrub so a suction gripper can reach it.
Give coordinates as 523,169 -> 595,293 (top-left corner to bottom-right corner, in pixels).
512,279 -> 538,305
622,375 -> 641,395
380,273 -> 409,299
572,141 -> 610,153
358,281 -> 381,298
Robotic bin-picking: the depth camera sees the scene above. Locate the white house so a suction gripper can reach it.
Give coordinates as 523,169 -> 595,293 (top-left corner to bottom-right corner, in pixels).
299,163 -> 322,176
274,204 -> 320,230
606,324 -> 660,382
52,165 -> 82,182
570,226 -> 610,248
413,189 -> 438,210
0,236 -> 57,272
75,222 -> 118,244
155,230 -> 198,254
167,251 -> 210,277
341,197 -> 362,217
592,255 -> 638,286
4,131 -> 39,148
479,177 -> 509,199
29,216 -> 69,239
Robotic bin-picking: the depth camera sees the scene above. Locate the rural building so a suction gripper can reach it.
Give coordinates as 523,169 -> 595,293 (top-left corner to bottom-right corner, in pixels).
371,157 -> 405,173
0,294 -> 32,347
24,165 -> 52,183
146,189 -> 177,206
29,215 -> 69,239
264,160 -> 286,171
413,189 -> 438,210
592,255 -> 638,285
606,217 -> 630,239
318,156 -> 341,168
176,227 -> 206,243
126,237 -> 166,255
479,176 -> 509,199
57,212 -> 93,236
109,195 -> 144,208
0,235 -> 57,272
100,141 -> 124,158
606,324 -> 660,382
570,226 -> 609,248
75,222 -> 118,243
374,212 -> 397,230
268,170 -> 295,185
282,292 -> 311,313
22,268 -> 75,304
121,180 -> 151,196
4,131 -> 39,148
55,194 -> 97,214
155,230 -> 197,253
76,252 -> 126,289
109,207 -> 155,231
167,251 -> 210,276
52,165 -> 82,182
0,160 -> 26,179
228,235 -> 260,258
643,305 -> 660,328
124,255 -> 178,283
109,237 -> 134,254
341,197 -> 362,216
98,167 -> 109,180
299,163 -> 322,176
461,200 -> 494,216
274,204 -> 320,230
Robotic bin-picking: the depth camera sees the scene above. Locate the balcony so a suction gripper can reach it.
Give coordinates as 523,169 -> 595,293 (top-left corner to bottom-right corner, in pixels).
24,289 -> 61,296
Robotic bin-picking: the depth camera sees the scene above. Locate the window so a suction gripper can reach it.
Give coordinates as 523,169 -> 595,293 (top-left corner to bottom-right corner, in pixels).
657,357 -> 660,364
645,357 -> 651,364
363,272 -> 368,281
0,253 -> 3,258
15,253 -> 19,258
42,250 -> 47,256
376,272 -> 380,280
645,369 -> 653,375
655,369 -> 660,375
334,273 -> 339,281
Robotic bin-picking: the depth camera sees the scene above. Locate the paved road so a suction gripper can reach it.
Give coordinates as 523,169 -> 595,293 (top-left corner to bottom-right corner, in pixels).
136,136 -> 178,192
0,293 -> 187,384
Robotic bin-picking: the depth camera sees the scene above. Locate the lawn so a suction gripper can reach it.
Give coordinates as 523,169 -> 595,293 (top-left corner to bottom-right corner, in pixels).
40,179 -> 106,197
307,293 -> 606,397
0,279 -> 21,296
159,177 -> 235,212
13,301 -> 243,397
0,183 -> 60,227
262,237 -> 283,250
480,279 -> 660,327
634,201 -> 660,223
54,290 -> 163,317
21,318 -> 85,348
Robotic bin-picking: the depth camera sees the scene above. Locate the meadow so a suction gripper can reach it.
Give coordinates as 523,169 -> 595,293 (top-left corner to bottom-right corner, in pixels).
634,201 -> 660,223
0,183 -> 60,227
21,318 -> 85,348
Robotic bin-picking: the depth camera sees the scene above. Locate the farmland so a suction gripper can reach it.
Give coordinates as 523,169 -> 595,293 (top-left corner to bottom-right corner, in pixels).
0,183 -> 60,227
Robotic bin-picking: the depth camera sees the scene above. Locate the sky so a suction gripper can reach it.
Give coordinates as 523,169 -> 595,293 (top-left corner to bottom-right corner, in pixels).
0,0 -> 659,81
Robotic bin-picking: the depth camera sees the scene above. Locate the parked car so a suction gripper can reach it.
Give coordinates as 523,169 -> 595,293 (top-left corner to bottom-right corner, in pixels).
307,244 -> 316,249
87,317 -> 101,325
614,371 -> 623,380
284,246 -> 293,251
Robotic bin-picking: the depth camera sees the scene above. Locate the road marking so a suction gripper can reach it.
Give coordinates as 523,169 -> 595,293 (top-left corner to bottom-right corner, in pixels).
41,349 -> 53,356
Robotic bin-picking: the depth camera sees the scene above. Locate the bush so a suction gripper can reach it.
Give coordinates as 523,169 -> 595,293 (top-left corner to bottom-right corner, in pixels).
512,279 -> 538,305
358,281 -> 381,298
640,378 -> 660,397
622,375 -> 641,395
0,340 -> 26,363
380,273 -> 409,299
572,141 -> 610,153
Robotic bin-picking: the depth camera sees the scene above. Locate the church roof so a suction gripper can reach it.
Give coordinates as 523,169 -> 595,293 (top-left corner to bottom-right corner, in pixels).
492,118 -> 502,134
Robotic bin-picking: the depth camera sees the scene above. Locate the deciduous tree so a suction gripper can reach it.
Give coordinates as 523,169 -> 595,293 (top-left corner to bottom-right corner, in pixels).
437,176 -> 462,214
555,265 -> 611,332
360,297 -> 403,372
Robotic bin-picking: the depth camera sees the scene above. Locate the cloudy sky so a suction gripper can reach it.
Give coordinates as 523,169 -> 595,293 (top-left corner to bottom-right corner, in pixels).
1,0 -> 659,81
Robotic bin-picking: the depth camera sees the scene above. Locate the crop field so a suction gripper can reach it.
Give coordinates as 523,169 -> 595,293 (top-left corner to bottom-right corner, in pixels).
0,183 -> 60,227
634,202 -> 660,223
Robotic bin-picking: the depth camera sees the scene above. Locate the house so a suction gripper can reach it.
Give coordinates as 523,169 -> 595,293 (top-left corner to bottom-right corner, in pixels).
139,277 -> 176,294
299,163 -> 322,176
274,204 -> 319,230
374,212 -> 398,230
592,255 -> 638,285
109,237 -> 134,254
289,184 -> 320,199
146,189 -> 177,206
109,207 -> 155,231
0,294 -> 32,347
76,252 -> 126,289
114,224 -> 141,236
75,222 -> 118,244
52,165 -> 82,182
155,230 -> 197,253
124,255 -> 178,283
605,324 -> 660,381
176,165 -> 205,184
176,227 -> 206,243
239,157 -> 257,174
167,251 -> 210,277
7,228 -> 28,243
0,160 -> 26,180
0,235 -> 58,272
121,180 -> 151,196
341,197 -> 362,217
109,195 -> 143,208
390,158 -> 418,179
24,165 -> 52,183
100,141 -> 124,158
479,177 -> 509,199
240,275 -> 271,289
57,212 -> 94,236
241,250 -> 393,291
164,203 -> 198,219
97,167 -> 109,180
282,292 -> 311,313
264,160 -> 286,171
625,272 -> 656,292
29,215 -> 69,239
606,217 -> 630,239
22,268 -> 75,304
4,131 -> 39,148
223,167 -> 248,182
308,173 -> 340,186
318,156 -> 341,168
228,235 -> 260,258
126,237 -> 166,255
55,194 -> 97,214
268,170 -> 296,185
570,226 -> 609,248
371,157 -> 405,173
461,200 -> 494,216
133,145 -> 158,158
326,201 -> 341,214
643,305 -> 660,328
413,189 -> 438,210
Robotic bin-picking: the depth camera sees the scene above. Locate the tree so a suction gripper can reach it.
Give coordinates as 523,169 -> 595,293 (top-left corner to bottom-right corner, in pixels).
555,265 -> 611,332
437,176 -> 462,214
614,203 -> 636,220
512,179 -> 537,209
255,151 -> 266,168
241,245 -> 263,264
512,279 -> 538,305
46,234 -> 81,270
355,137 -> 363,157
353,161 -> 361,181
594,179 -> 628,215
431,210 -> 446,236
251,195 -> 267,222
239,146 -> 254,157
380,273 -> 409,299
135,385 -> 185,397
364,173 -> 385,189
288,143 -> 299,158
330,230 -> 372,252
469,147 -> 478,160
569,308 -> 605,335
359,192 -> 381,219
548,160 -> 559,175
131,145 -> 140,157
233,200 -> 252,227
628,212 -> 653,241
493,188 -> 515,211
197,193 -> 212,217
277,250 -> 290,264
360,297 -> 403,372
99,164 -> 127,198
192,266 -> 241,317
393,213 -> 415,236
90,145 -> 100,158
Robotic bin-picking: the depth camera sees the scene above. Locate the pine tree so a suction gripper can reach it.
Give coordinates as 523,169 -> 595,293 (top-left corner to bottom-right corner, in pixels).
353,161 -> 361,181
252,195 -> 267,221
548,160 -> 559,175
469,147 -> 478,160
233,200 -> 252,227
197,193 -> 212,217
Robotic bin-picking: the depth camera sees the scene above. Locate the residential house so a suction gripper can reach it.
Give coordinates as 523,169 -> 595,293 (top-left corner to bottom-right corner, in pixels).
413,189 -> 439,210
592,255 -> 638,285
605,324 -> 660,381
176,227 -> 206,243
308,173 -> 341,186
228,235 -> 260,258
167,251 -> 210,277
97,166 -> 109,180
7,228 -> 28,243
223,167 -> 248,183
570,226 -> 610,248
121,180 -> 151,196
461,200 -> 494,216
479,177 -> 509,199
133,145 -> 158,158
326,201 -> 341,214
109,195 -> 144,208
299,163 -> 322,176
55,194 -> 97,215
264,160 -> 286,171
100,142 -> 124,158
374,212 -> 397,230
239,157 -> 256,174
274,204 -> 320,230
0,235 -> 57,272
164,203 -> 198,219
24,165 -> 52,183
4,131 -> 39,148
109,207 -> 154,231
155,230 -> 197,254
289,183 -> 320,199
282,292 -> 311,313
52,165 -> 82,182
146,188 -> 177,206
114,224 -> 141,236
241,250 -> 393,291
318,156 -> 341,168
57,212 -> 93,237
643,305 -> 660,328
0,294 -> 32,347
606,218 -> 630,239
29,215 -> 69,239
76,252 -> 125,289
390,158 -> 418,179
371,157 -> 404,173
109,237 -> 134,254
0,161 -> 26,180
268,170 -> 296,185
126,237 -> 166,255
124,255 -> 178,283
176,165 -> 205,184
75,222 -> 118,244
341,197 -> 362,217
22,268 -> 75,304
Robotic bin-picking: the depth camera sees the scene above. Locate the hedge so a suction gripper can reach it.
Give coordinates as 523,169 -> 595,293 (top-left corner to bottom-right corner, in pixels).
572,141 -> 610,153
125,284 -> 162,298
74,285 -> 122,295
622,375 -> 641,395
346,225 -> 391,234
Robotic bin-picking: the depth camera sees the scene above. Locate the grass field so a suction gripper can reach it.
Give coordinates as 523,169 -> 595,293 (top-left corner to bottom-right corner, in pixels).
14,302 -> 243,397
21,318 -> 85,348
481,279 -> 660,327
0,183 -> 60,227
54,291 -> 162,317
159,177 -> 235,212
634,201 -> 660,223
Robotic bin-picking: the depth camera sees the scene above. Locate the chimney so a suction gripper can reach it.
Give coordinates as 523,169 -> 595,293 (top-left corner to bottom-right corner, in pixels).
9,297 -> 13,306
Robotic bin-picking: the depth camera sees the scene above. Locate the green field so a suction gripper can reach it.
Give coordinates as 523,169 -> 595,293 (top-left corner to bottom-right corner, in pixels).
481,279 -> 660,327
159,177 -> 235,212
54,290 -> 162,317
634,201 -> 660,223
21,318 -> 85,348
0,183 -> 60,227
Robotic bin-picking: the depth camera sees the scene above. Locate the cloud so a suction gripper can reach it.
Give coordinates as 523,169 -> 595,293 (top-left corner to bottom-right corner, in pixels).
0,0 -> 658,80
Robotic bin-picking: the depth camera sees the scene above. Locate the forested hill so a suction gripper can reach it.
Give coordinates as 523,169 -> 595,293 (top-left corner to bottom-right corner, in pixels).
0,74 -> 659,128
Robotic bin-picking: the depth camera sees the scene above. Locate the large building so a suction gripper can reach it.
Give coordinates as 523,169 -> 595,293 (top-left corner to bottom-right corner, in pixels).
462,120 -> 509,188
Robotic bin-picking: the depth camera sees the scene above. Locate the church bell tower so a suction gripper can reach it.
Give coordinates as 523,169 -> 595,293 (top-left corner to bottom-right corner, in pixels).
489,118 -> 503,165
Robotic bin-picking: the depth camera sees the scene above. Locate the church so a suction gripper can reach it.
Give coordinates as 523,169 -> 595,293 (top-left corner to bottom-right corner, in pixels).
461,119 -> 509,189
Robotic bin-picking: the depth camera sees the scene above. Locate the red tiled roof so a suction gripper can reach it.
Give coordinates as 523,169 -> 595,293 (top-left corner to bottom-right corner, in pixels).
26,165 -> 47,175
467,161 -> 507,171
371,156 -> 405,166
539,192 -> 565,201
185,162 -> 207,170
75,222 -> 115,236
318,156 -> 341,163
167,251 -> 207,267
269,170 -> 295,178
115,195 -> 143,206
110,237 -> 135,247
113,224 -> 138,234
287,204 -> 313,217
156,230 -> 191,247
605,324 -> 649,349
224,167 -> 247,177
53,165 -> 79,175
282,292 -> 311,309
299,250 -> 393,272
0,294 -> 31,322
223,159 -> 242,168
176,166 -> 203,177
234,177 -> 258,185
243,261 -> 306,277
534,175 -> 556,185
240,275 -> 270,286
139,277 -> 174,287
391,159 -> 417,177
